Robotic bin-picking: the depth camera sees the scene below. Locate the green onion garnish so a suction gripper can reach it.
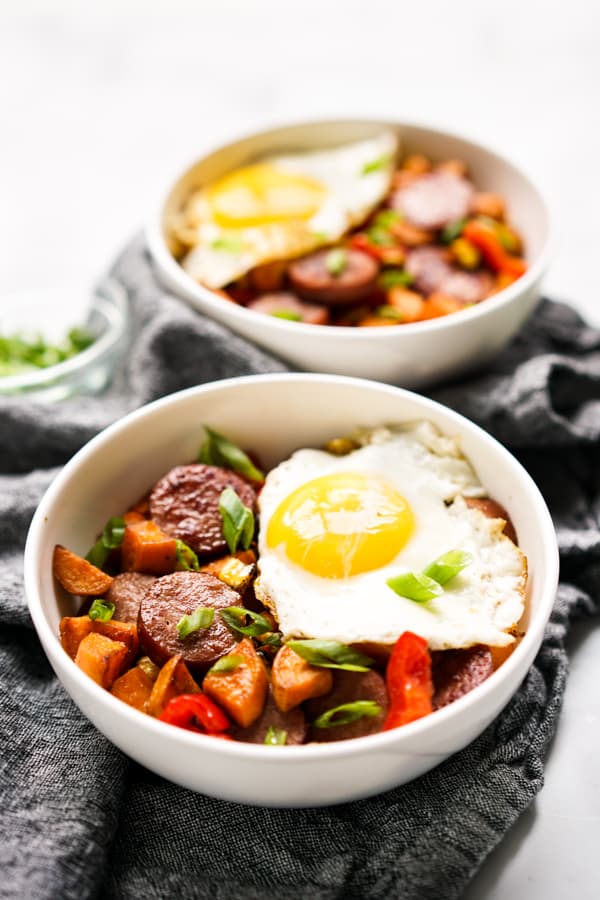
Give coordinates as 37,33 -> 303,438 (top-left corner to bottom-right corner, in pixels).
175,539 -> 200,571
366,225 -> 396,247
312,700 -> 382,729
219,607 -> 272,637
270,310 -> 302,321
85,516 -> 126,570
199,426 -> 264,482
211,236 -> 244,253
207,654 -> 245,675
361,155 -> 391,175
423,550 -> 473,585
285,639 -> 374,672
325,248 -> 348,277
260,632 -> 283,648
374,305 -> 404,321
176,606 -> 215,638
373,209 -> 402,229
264,726 -> 287,746
378,268 -> 414,289
0,327 -> 94,377
386,572 -> 443,603
440,218 -> 467,244
219,487 -> 255,554
88,598 -> 115,622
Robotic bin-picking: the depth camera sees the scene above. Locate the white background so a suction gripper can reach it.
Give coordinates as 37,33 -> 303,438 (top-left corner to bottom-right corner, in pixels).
2,2 -> 599,897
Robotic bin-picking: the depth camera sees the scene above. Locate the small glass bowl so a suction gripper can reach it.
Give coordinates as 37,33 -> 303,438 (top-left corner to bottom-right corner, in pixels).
0,279 -> 129,401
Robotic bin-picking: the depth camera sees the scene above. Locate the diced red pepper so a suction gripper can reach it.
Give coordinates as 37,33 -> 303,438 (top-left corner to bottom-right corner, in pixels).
462,221 -> 527,278
383,631 -> 433,730
159,692 -> 231,734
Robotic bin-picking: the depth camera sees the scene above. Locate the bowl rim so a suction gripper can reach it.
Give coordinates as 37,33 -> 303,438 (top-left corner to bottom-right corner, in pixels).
24,372 -> 560,763
0,279 -> 128,392
146,115 -> 553,341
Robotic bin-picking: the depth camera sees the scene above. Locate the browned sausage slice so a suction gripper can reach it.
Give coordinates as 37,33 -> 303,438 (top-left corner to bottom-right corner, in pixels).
138,571 -> 240,673
288,248 -> 379,305
305,669 -> 389,743
464,497 -> 518,545
438,270 -> 493,304
232,687 -> 307,745
105,572 -> 156,624
405,246 -> 453,296
247,292 -> 330,325
431,645 -> 493,709
391,172 -> 474,230
150,463 -> 257,558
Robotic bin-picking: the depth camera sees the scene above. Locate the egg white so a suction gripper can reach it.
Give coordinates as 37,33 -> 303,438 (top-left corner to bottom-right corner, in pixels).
255,425 -> 527,650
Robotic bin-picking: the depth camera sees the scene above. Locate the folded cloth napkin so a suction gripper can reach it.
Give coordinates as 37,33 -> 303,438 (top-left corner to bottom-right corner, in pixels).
1,236 -> 599,900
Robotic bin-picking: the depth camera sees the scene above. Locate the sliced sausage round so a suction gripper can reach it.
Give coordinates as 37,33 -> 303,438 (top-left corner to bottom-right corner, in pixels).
438,270 -> 493,304
305,669 -> 389,743
289,248 -> 379,305
247,292 -> 330,325
391,172 -> 474,230
232,687 -> 307,745
105,572 -> 156,624
431,645 -> 493,709
405,246 -> 453,295
464,497 -> 518,545
138,571 -> 240,673
150,463 -> 257,558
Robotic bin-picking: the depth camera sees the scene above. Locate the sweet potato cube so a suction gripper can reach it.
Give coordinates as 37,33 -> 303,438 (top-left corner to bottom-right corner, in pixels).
202,638 -> 268,728
147,655 -> 201,717
95,620 -> 139,667
121,520 -> 178,575
271,644 -> 333,713
53,545 -> 113,596
110,667 -> 154,712
60,616 -> 94,659
74,632 -> 129,688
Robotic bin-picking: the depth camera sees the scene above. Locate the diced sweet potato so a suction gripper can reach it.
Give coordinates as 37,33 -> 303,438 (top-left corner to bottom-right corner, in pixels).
387,287 -> 426,323
203,638 -> 268,728
95,620 -> 139,667
110,667 -> 154,712
74,632 -> 129,688
60,616 -> 94,659
147,655 -> 201,717
53,545 -> 113,596
271,644 -> 333,712
121,520 -> 177,575
123,510 -> 145,526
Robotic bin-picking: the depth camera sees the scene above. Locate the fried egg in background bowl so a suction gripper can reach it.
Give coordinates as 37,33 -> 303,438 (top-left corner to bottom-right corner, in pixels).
256,422 -> 528,651
169,130 -> 398,288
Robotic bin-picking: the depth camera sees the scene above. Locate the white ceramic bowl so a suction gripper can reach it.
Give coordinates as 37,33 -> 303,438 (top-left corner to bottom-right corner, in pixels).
147,119 -> 552,387
24,374 -> 558,807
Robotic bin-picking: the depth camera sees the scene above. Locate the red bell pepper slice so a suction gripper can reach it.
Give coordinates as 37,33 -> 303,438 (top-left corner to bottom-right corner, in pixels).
159,693 -> 231,734
462,221 -> 527,278
383,631 -> 433,730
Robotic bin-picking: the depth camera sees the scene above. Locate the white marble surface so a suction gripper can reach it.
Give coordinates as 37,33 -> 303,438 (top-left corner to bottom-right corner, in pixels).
2,2 -> 599,897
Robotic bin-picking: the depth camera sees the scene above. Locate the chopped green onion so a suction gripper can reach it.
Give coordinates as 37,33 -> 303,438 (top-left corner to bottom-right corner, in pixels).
285,639 -> 374,672
309,231 -> 329,243
85,516 -> 126,569
373,209 -> 402,229
270,310 -> 302,322
423,549 -> 473,585
219,607 -> 272,637
175,539 -> 200,571
361,155 -> 392,175
219,487 -> 255,554
264,725 -> 287,745
312,700 -> 382,729
386,572 -> 443,603
0,327 -> 94,376
378,268 -> 414,289
366,225 -> 396,247
211,236 -> 244,253
440,218 -> 467,244
325,248 -> 348,277
374,305 -> 404,321
207,654 -> 245,674
199,426 -> 264,482
260,632 -> 283,648
137,656 -> 160,680
88,598 -> 115,622
176,606 -> 215,638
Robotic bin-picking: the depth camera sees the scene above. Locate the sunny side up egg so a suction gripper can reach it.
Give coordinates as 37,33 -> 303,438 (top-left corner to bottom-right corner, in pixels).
255,423 -> 528,651
179,132 -> 398,288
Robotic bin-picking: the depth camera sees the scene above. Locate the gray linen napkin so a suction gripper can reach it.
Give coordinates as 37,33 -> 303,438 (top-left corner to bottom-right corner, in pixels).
1,236 -> 599,900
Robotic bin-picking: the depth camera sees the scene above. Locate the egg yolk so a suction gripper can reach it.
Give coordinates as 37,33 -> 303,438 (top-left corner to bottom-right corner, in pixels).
266,472 -> 414,579
208,164 -> 325,227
